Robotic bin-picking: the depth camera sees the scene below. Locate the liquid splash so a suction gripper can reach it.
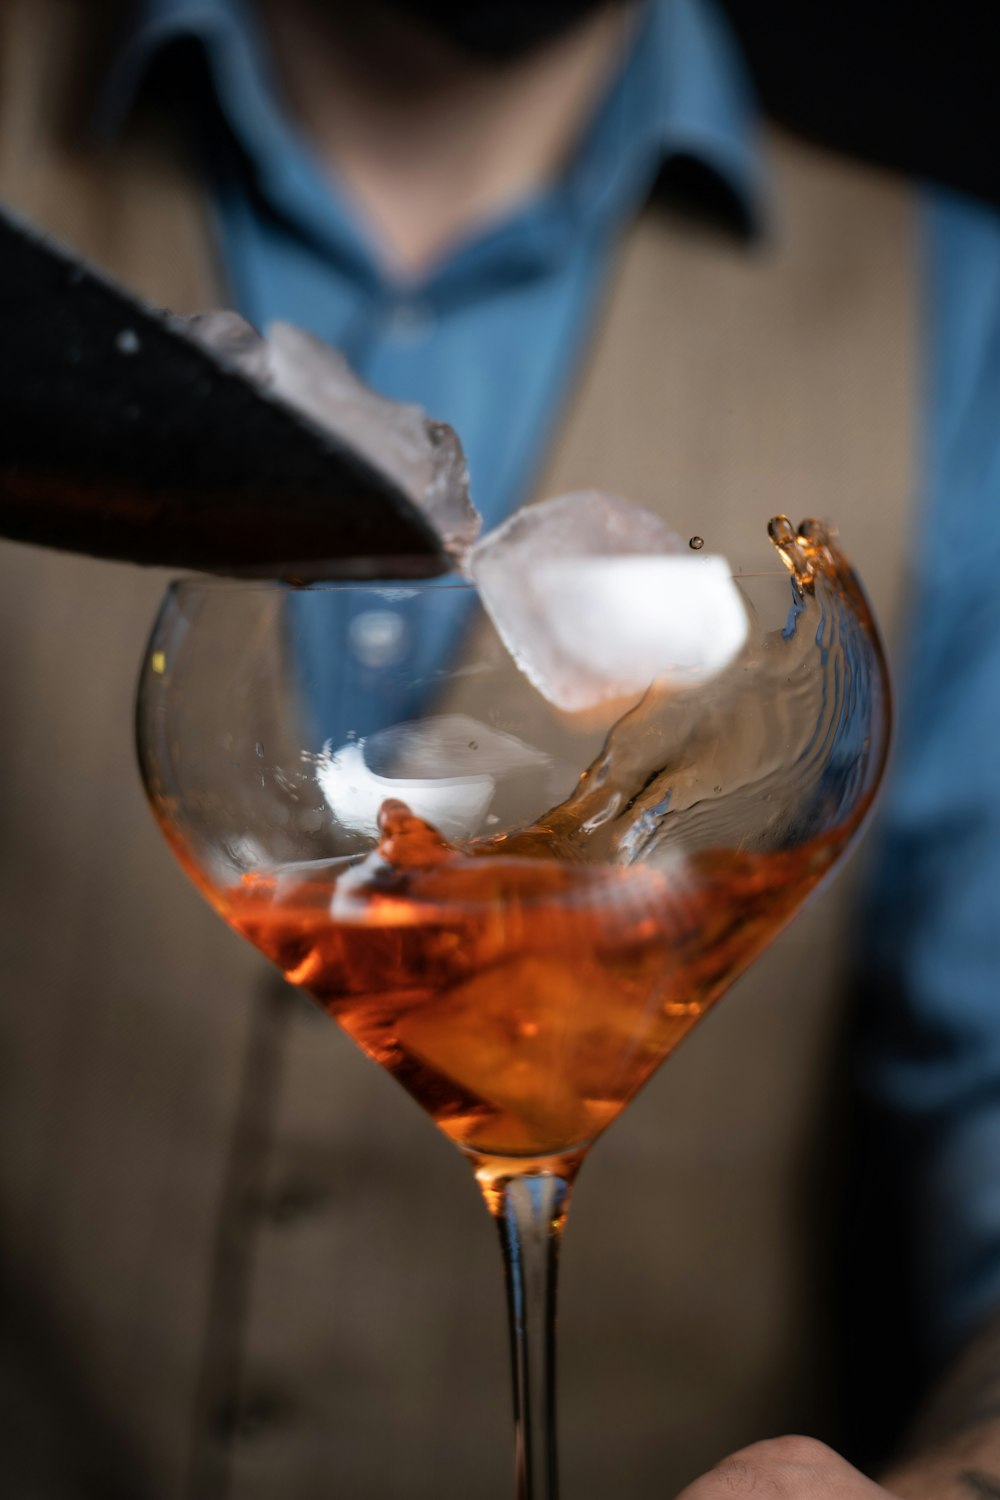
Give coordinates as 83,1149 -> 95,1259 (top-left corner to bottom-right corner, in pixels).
488,516 -> 889,871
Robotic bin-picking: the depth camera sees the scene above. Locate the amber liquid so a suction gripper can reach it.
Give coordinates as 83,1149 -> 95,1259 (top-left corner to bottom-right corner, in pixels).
212,799 -> 846,1163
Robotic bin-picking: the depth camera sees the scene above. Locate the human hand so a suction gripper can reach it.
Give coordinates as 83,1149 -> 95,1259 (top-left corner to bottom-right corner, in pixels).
676,1437 -> 899,1498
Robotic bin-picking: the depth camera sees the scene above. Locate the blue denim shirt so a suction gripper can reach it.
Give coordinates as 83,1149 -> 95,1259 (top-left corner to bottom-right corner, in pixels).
109,0 -> 1000,1364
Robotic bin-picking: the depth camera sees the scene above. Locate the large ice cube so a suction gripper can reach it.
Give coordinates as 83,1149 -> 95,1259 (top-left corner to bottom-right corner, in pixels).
468,491 -> 749,712
185,312 -> 479,559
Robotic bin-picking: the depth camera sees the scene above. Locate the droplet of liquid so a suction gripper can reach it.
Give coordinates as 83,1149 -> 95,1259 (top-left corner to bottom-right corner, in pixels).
688,536 -> 704,551
255,741 -> 265,759
768,515 -> 819,591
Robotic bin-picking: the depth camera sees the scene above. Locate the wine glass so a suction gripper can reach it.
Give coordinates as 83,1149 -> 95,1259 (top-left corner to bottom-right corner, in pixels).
135,517 -> 890,1500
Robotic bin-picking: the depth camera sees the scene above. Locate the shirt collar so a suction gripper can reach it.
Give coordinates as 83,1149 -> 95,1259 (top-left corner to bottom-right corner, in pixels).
101,0 -> 767,280
99,0 -> 280,161
568,0 -> 768,232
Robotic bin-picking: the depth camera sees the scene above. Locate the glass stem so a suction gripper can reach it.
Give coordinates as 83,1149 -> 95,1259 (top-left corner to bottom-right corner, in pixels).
491,1171 -> 574,1500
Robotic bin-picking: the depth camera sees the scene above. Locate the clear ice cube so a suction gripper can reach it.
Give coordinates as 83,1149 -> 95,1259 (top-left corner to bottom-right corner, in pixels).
468,491 -> 749,712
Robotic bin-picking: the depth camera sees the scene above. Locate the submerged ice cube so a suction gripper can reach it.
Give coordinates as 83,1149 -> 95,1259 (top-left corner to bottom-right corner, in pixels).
185,312 -> 479,559
468,491 -> 749,712
314,714 -> 550,841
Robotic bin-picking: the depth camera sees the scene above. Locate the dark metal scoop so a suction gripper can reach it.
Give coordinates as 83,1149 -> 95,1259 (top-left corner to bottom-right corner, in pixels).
0,203 -> 450,578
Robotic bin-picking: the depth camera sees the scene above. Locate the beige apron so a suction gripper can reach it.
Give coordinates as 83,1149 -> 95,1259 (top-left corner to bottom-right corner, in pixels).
0,3 -> 913,1495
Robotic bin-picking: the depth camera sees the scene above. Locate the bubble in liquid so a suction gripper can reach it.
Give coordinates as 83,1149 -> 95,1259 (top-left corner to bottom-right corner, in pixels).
688,536 -> 704,551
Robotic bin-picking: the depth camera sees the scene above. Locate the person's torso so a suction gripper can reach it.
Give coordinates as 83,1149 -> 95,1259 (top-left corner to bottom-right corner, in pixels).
0,3 -> 913,1495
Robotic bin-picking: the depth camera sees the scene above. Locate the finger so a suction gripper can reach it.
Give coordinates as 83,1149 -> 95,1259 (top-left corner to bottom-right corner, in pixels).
676,1435 -> 895,1497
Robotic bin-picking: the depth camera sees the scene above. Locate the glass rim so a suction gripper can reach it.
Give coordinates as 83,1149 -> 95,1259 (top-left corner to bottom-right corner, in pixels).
166,562 -> 793,597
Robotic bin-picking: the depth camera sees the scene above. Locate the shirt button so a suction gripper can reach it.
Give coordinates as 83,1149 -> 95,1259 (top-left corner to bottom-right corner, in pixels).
383,299 -> 436,341
349,607 -> 409,668
268,1180 -> 330,1226
213,1389 -> 290,1444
